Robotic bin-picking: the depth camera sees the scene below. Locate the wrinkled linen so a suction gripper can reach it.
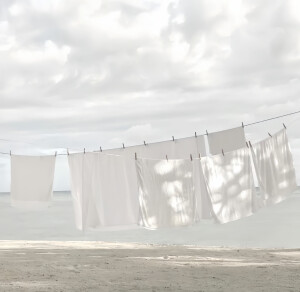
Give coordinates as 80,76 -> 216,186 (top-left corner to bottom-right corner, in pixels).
68,152 -> 139,230
105,136 -> 212,220
11,155 -> 56,209
250,129 -> 297,206
201,148 -> 256,224
136,158 -> 197,229
208,126 -> 246,155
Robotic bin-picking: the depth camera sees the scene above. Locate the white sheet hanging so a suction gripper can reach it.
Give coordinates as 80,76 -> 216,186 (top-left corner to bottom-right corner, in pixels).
250,129 -> 297,206
136,158 -> 197,229
105,136 -> 211,220
201,148 -> 255,224
208,126 -> 246,155
11,155 -> 56,209
68,152 -> 139,230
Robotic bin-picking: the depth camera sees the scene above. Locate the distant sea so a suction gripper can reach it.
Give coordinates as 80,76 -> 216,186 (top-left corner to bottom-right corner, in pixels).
0,188 -> 299,248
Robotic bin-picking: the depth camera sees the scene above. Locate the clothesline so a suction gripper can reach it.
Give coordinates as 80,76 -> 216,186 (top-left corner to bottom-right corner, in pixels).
0,109 -> 299,157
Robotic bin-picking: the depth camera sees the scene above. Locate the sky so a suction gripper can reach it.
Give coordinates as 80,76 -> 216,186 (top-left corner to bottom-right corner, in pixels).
0,0 -> 299,191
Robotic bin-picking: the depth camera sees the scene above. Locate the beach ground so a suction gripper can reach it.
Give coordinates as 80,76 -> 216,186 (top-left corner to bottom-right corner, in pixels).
0,241 -> 299,291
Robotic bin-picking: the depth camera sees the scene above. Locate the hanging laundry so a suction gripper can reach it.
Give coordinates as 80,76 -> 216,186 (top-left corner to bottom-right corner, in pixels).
201,148 -> 256,224
136,158 -> 197,229
68,152 -> 139,230
11,155 -> 56,209
105,136 -> 212,221
207,126 -> 246,155
250,129 -> 297,206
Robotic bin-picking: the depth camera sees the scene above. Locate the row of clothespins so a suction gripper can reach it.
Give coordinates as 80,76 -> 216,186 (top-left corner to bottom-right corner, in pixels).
134,123 -> 287,161
2,123 -> 287,157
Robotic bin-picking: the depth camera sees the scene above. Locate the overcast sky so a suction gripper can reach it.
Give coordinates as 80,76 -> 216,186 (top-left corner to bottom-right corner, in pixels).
0,0 -> 299,191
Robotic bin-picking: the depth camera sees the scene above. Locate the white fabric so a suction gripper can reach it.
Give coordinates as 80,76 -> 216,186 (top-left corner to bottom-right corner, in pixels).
250,129 -> 297,206
136,158 -> 197,229
68,152 -> 139,230
11,155 -> 56,209
105,136 -> 212,220
208,126 -> 246,155
201,148 -> 255,224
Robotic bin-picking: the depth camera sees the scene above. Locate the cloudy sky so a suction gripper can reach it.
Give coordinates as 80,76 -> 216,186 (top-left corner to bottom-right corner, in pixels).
0,0 -> 299,191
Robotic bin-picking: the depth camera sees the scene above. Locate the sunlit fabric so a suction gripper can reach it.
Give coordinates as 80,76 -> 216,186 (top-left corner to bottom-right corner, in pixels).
105,136 -> 210,221
136,158 -> 197,229
207,126 -> 246,155
11,155 -> 56,209
68,153 -> 139,230
201,148 -> 256,224
250,129 -> 297,206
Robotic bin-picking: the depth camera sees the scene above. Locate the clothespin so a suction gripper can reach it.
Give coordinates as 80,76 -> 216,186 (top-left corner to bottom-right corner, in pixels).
198,153 -> 201,159
55,151 -> 57,157
246,141 -> 249,148
100,146 -> 102,152
172,136 -> 175,141
242,122 -> 244,128
283,123 -> 287,129
195,132 -> 197,137
10,150 -> 11,156
249,141 -> 252,148
268,132 -> 272,138
206,130 -> 208,135
84,148 -> 86,154
135,152 -> 137,160
166,155 -> 168,161
222,149 -> 225,156
190,154 -> 193,161
144,141 -> 146,146
67,148 -> 69,155
122,143 -> 125,149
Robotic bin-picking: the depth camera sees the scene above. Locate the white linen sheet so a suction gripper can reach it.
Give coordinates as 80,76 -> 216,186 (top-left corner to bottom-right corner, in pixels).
250,129 -> 297,206
208,126 -> 246,155
11,155 -> 56,209
68,152 -> 139,230
201,148 -> 256,223
136,158 -> 197,229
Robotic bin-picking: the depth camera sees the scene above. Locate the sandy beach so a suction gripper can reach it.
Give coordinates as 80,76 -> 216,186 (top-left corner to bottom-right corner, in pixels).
0,241 -> 299,291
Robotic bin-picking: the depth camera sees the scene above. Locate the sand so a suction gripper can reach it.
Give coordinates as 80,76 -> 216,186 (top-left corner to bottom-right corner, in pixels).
0,241 -> 299,291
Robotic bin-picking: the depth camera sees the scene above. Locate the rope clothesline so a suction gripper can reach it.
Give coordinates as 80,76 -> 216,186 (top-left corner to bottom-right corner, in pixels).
0,109 -> 299,157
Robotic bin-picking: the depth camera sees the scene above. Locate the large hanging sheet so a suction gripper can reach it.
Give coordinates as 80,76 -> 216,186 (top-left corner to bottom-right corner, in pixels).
250,129 -> 297,206
136,158 -> 197,229
68,152 -> 139,230
201,148 -> 256,223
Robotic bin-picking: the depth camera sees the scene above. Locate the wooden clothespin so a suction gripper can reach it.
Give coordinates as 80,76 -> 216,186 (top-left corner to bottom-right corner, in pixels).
195,132 -> 197,137
67,148 -> 69,155
122,143 -> 125,149
198,153 -> 201,159
206,130 -> 208,135
249,141 -> 252,148
166,155 -> 168,161
135,152 -> 137,160
144,141 -> 146,146
222,149 -> 225,156
190,154 -> 193,161
246,141 -> 249,148
283,123 -> 287,129
172,136 -> 175,141
84,148 -> 86,154
268,132 -> 272,138
242,122 -> 244,128
10,150 -> 11,156
55,151 -> 57,157
100,146 -> 102,152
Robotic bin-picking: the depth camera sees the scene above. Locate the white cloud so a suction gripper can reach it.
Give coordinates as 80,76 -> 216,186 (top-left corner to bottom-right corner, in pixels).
0,0 -> 299,190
